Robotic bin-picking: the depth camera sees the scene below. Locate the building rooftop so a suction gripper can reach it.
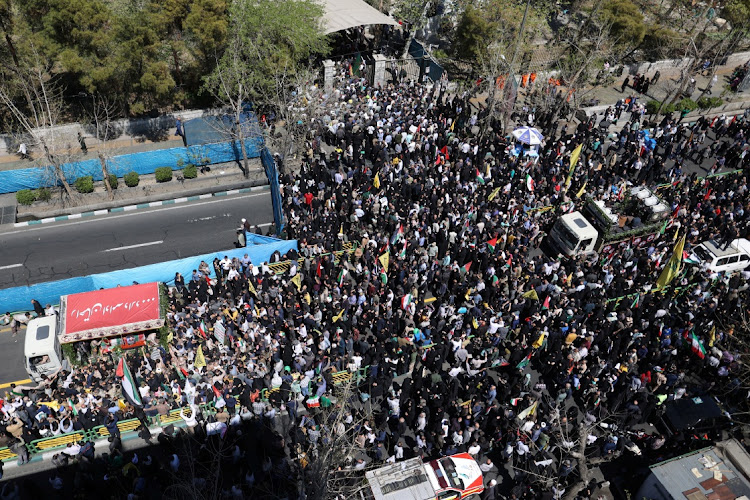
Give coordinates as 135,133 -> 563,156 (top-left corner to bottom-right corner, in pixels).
648,439 -> 750,500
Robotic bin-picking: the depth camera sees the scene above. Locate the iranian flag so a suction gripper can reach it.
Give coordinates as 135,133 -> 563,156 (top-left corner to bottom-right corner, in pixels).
487,236 -> 498,253
401,293 -> 413,309
526,174 -> 535,192
116,357 -> 143,407
337,268 -> 347,286
198,321 -> 208,339
689,331 -> 706,359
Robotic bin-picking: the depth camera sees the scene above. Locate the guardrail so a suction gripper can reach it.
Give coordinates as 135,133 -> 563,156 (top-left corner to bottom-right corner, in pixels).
266,241 -> 358,276
260,365 -> 370,402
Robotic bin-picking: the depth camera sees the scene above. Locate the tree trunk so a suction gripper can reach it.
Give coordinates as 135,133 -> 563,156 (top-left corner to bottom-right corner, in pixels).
236,115 -> 250,179
41,141 -> 73,197
98,152 -> 113,199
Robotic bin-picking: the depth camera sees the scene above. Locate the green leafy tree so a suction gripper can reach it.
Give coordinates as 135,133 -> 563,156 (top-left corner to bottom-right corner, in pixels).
453,5 -> 496,61
601,0 -> 646,47
202,0 -> 327,177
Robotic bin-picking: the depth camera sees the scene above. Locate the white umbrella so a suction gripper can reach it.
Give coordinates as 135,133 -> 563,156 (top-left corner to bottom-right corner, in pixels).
512,126 -> 544,145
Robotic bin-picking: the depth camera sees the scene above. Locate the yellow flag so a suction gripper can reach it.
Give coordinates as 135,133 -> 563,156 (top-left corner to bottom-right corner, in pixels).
291,274 -> 302,291
333,309 -> 345,323
378,252 -> 390,272
576,181 -> 587,199
167,331 -> 174,344
248,279 -> 257,297
339,224 -> 344,235
488,187 -> 501,201
522,289 -> 539,301
486,164 -> 491,178
194,345 -> 206,368
472,317 -> 479,329
532,331 -> 547,349
450,120 -> 455,132
566,143 -> 583,188
517,401 -> 538,421
304,292 -> 311,305
465,288 -> 474,301
566,273 -> 573,285
374,172 -> 381,189
708,325 -> 716,347
656,234 -> 686,289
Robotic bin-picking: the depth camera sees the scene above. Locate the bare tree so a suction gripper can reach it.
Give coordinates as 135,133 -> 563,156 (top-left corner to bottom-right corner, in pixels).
81,93 -> 122,199
0,44 -> 74,198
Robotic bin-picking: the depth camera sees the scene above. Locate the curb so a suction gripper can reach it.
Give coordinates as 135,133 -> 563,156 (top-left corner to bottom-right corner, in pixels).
13,184 -> 271,228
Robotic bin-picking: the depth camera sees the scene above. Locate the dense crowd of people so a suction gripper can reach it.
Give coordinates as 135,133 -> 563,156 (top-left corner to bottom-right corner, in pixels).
0,62 -> 749,499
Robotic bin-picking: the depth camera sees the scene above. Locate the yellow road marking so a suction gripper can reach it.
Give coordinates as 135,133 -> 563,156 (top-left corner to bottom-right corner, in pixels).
0,379 -> 31,389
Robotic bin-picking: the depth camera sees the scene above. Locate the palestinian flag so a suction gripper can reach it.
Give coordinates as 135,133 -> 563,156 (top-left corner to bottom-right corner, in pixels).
475,168 -> 485,185
526,174 -> 535,192
399,240 -> 407,259
487,236 -> 498,253
116,357 -> 143,407
689,331 -> 706,359
401,293 -> 413,310
198,321 -> 208,339
212,385 -> 226,407
337,269 -> 347,286
516,352 -> 532,370
390,224 -> 404,246
464,261 -> 473,273
542,296 -> 550,310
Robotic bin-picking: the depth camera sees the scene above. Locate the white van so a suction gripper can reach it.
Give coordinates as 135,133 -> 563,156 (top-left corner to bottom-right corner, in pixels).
24,315 -> 64,383
689,238 -> 750,274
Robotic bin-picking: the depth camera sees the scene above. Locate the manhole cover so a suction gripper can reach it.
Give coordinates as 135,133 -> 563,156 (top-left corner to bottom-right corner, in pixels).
0,205 -> 15,225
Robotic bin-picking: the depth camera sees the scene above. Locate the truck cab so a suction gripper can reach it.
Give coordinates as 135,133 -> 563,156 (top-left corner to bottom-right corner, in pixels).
364,453 -> 484,500
547,212 -> 600,257
24,315 -> 63,383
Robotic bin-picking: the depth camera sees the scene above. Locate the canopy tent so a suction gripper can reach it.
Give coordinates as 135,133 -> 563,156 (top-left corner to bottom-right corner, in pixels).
321,0 -> 399,34
60,282 -> 163,344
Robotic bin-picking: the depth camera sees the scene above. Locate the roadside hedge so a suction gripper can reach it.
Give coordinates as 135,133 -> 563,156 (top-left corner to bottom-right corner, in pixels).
124,171 -> 139,187
155,167 -> 173,183
74,176 -> 94,194
16,189 -> 35,205
183,164 -> 198,179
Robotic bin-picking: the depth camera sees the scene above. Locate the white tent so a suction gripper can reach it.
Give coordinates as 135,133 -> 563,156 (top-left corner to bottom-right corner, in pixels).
321,0 -> 399,34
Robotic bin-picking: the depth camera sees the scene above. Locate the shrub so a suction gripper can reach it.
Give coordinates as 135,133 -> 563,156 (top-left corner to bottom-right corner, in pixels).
183,164 -> 198,179
108,174 -> 118,189
16,189 -> 36,205
35,188 -> 51,202
678,98 -> 698,113
74,176 -> 94,194
155,167 -> 173,183
645,100 -> 661,115
124,171 -> 139,187
697,96 -> 723,109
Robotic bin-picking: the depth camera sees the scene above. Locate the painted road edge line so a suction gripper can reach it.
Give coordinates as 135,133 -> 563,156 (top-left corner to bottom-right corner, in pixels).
0,379 -> 31,389
13,184 -> 270,228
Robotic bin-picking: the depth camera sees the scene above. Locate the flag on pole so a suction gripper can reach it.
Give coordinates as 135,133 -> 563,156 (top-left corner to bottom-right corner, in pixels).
472,317 -> 479,329
194,345 -> 207,368
339,224 -> 344,235
398,240 -> 407,259
532,331 -> 547,349
316,260 -> 322,278
212,385 -> 226,408
526,174 -> 535,192
337,269 -> 347,286
401,293 -> 413,309
198,321 -> 208,339
373,172 -> 381,189
708,325 -> 716,347
475,168 -> 485,185
378,252 -> 390,272
248,279 -> 258,297
566,143 -> 583,188
656,234 -> 686,289
390,224 -> 404,246
463,261 -> 473,273
522,289 -> 539,301
116,357 -> 143,407
291,273 -> 302,291
542,296 -> 550,310
516,351 -> 532,370
689,331 -> 706,359
631,293 -> 640,309
488,187 -> 501,201
487,236 -> 498,253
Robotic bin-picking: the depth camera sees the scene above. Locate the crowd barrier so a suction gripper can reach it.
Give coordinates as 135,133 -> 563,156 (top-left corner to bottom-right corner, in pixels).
0,138 -> 263,194
0,236 -> 297,313
0,402 -> 218,462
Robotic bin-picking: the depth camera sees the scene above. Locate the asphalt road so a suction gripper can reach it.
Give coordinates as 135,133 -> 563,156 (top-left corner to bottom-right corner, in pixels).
0,192 -> 274,289
0,193 -> 273,384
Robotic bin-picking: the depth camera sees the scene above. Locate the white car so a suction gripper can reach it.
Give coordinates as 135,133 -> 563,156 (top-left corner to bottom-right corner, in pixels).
689,238 -> 750,274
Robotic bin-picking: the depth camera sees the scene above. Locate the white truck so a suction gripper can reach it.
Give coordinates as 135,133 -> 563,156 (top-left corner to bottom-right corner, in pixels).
546,187 -> 669,259
363,453 -> 484,500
